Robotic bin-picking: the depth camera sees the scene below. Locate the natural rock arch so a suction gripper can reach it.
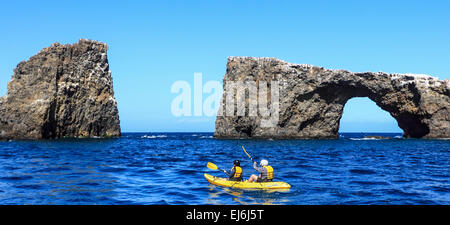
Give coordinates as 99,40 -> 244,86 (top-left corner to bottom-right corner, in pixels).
214,57 -> 449,139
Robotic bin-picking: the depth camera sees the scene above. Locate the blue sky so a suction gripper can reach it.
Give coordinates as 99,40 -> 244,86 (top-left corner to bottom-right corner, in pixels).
0,0 -> 448,132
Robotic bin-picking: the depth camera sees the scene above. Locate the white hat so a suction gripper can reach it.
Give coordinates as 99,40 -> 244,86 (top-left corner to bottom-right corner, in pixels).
260,159 -> 268,166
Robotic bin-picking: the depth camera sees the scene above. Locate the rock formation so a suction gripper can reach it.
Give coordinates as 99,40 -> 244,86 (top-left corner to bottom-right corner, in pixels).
0,39 -> 121,140
214,57 -> 450,139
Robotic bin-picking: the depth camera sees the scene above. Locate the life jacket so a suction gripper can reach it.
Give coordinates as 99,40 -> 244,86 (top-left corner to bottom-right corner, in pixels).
233,166 -> 243,179
263,166 -> 274,180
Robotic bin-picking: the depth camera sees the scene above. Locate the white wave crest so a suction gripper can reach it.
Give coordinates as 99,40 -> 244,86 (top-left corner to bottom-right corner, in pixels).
141,135 -> 168,139
349,137 -> 381,141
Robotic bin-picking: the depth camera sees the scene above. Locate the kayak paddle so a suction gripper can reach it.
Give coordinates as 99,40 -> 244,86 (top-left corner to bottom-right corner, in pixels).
241,146 -> 255,163
207,162 -> 229,175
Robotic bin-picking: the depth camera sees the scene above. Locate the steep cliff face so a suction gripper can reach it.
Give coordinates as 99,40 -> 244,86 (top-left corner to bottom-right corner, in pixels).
0,39 -> 121,139
214,57 -> 450,139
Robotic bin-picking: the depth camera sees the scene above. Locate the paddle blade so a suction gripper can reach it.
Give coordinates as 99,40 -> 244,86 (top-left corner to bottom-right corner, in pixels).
207,162 -> 218,170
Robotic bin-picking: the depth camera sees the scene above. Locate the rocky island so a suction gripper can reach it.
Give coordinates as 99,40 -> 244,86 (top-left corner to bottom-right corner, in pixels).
214,57 -> 450,139
0,39 -> 121,140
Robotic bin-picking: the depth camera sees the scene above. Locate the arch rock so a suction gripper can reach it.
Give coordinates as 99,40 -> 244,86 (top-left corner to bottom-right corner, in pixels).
214,57 -> 450,139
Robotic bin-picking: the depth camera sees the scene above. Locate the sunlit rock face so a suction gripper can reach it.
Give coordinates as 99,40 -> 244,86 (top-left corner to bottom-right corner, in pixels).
214,57 -> 450,139
0,39 -> 121,140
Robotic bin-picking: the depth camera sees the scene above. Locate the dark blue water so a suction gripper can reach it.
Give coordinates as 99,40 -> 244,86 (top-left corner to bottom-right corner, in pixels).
0,132 -> 448,205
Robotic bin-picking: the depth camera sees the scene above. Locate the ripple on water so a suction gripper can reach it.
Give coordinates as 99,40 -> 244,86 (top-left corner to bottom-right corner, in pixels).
12,184 -> 44,190
98,167 -> 127,173
385,189 -> 422,197
0,175 -> 33,181
284,172 -> 302,179
177,169 -> 198,176
136,168 -> 157,173
429,185 -> 450,193
159,157 -> 185,162
351,190 -> 375,197
349,169 -> 377,175
34,167 -> 71,173
348,180 -> 389,186
165,191 -> 197,200
76,182 -> 101,187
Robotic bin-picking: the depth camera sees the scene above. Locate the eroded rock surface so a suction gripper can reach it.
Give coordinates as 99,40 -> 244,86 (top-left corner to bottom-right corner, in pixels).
214,57 -> 450,139
0,39 -> 121,139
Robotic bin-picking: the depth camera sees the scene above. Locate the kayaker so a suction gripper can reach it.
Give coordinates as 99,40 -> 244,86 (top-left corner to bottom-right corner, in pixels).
248,159 -> 274,182
228,160 -> 243,181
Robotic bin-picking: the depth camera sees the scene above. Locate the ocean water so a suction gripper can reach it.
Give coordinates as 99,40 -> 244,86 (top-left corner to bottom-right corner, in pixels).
0,132 -> 448,205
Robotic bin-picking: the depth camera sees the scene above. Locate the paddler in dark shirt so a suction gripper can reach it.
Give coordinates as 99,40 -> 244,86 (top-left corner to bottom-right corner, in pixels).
228,160 -> 243,181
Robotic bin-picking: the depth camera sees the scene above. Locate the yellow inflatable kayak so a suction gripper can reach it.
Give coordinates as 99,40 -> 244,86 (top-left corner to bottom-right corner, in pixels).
204,173 -> 291,189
